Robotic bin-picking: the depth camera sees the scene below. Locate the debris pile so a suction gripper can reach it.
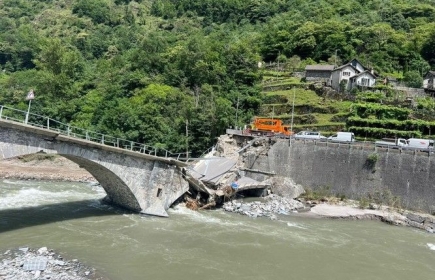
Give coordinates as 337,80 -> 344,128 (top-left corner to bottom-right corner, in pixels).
0,247 -> 100,280
183,133 -> 308,215
223,194 -> 306,218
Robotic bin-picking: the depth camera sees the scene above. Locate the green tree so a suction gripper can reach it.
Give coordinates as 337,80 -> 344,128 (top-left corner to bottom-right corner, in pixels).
403,70 -> 423,88
72,0 -> 114,25
421,29 -> 435,66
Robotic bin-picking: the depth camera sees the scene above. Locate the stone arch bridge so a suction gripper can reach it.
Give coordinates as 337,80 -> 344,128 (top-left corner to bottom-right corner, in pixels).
0,119 -> 189,217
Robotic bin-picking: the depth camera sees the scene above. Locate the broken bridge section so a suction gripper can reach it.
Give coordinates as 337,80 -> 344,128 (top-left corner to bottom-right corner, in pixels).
0,119 -> 188,217
186,136 -> 273,201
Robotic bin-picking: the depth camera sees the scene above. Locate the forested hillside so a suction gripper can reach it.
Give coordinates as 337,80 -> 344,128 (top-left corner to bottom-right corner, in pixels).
1,0 -> 434,155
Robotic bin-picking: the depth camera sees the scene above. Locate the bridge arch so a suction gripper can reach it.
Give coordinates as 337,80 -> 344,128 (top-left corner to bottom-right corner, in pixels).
60,154 -> 141,212
0,119 -> 188,216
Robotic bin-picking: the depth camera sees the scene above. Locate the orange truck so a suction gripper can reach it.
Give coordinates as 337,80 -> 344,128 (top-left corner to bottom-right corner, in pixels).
247,118 -> 293,136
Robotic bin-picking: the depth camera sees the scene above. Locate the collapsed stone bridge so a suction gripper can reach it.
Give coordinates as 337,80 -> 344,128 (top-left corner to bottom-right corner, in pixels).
0,119 -> 189,217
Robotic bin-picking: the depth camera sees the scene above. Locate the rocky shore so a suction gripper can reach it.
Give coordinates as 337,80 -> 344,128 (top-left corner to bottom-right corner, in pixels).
0,247 -> 103,280
222,195 -> 435,234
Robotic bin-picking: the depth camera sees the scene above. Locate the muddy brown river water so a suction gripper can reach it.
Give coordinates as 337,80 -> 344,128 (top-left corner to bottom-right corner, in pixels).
1,179 -> 435,280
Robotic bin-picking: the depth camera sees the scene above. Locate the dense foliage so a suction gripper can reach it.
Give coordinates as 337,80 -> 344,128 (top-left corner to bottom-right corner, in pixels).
1,0 -> 434,154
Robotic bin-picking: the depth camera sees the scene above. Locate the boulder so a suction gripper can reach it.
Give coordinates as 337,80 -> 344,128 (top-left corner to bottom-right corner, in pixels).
264,176 -> 305,199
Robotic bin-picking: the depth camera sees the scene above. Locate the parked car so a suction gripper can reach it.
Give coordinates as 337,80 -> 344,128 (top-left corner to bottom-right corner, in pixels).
294,131 -> 327,140
327,132 -> 355,143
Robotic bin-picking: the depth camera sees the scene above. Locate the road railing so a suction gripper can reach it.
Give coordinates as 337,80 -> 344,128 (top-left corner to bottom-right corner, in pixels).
0,105 -> 189,161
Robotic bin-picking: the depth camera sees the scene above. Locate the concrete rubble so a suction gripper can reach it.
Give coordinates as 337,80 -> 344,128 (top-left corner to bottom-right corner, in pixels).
223,194 -> 305,218
0,247 -> 101,280
184,133 -> 309,215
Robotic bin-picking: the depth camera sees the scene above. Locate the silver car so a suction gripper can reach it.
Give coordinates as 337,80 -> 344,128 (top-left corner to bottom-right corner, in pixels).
294,131 -> 327,140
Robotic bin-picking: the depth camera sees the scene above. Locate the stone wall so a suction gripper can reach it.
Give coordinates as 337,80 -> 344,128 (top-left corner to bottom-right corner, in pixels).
305,70 -> 332,80
244,140 -> 435,214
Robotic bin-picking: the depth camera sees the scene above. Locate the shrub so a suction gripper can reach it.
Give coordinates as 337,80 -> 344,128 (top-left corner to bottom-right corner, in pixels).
18,153 -> 57,162
299,186 -> 331,200
364,153 -> 378,170
368,188 -> 402,209
367,153 -> 379,164
358,197 -> 370,209
403,71 -> 423,88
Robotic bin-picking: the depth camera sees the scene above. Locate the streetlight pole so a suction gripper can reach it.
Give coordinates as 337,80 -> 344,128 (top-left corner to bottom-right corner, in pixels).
24,89 -> 34,124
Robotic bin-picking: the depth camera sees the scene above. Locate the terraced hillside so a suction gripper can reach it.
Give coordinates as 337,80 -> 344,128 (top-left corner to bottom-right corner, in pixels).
259,70 -> 435,140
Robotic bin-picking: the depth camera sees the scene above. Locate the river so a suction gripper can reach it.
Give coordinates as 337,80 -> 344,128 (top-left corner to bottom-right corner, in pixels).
1,179 -> 435,280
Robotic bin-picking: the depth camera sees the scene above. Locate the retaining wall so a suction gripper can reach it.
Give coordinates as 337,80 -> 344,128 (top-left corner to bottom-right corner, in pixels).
244,140 -> 435,213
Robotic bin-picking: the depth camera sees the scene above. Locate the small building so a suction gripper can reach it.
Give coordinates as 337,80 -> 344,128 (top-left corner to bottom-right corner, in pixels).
423,71 -> 435,92
304,65 -> 335,85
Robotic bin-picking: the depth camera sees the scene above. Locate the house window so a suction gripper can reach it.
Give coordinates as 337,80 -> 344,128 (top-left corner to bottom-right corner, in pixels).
343,71 -> 351,76
361,78 -> 369,86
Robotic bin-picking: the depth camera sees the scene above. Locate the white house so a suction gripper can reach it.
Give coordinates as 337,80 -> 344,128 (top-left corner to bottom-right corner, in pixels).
330,59 -> 376,92
423,71 -> 435,91
349,71 -> 377,88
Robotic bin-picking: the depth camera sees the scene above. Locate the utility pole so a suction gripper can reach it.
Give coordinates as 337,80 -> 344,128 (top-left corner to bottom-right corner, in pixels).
235,94 -> 240,128
289,87 -> 295,147
272,105 -> 275,121
185,119 -> 189,160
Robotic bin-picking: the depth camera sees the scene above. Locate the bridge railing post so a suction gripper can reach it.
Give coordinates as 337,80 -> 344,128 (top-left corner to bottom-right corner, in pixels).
130,141 -> 133,151
46,117 -> 50,130
101,134 -> 105,145
86,131 -> 89,141
0,105 -> 3,119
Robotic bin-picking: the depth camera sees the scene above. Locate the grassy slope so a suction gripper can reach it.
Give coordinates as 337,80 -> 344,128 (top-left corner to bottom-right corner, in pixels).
260,71 -> 351,135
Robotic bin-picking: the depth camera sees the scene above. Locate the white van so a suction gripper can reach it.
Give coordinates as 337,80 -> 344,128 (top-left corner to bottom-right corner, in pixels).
407,138 -> 433,149
294,131 -> 327,140
327,132 -> 355,143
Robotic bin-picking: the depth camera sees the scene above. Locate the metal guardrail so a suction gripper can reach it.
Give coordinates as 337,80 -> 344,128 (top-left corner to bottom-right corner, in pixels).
0,105 -> 190,161
226,129 -> 434,154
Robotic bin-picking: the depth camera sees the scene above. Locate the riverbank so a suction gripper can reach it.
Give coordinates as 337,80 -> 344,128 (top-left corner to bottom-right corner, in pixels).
222,196 -> 435,234
0,155 -> 96,182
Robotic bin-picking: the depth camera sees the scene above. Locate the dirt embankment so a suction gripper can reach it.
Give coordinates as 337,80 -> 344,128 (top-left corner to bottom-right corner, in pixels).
0,154 -> 96,182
